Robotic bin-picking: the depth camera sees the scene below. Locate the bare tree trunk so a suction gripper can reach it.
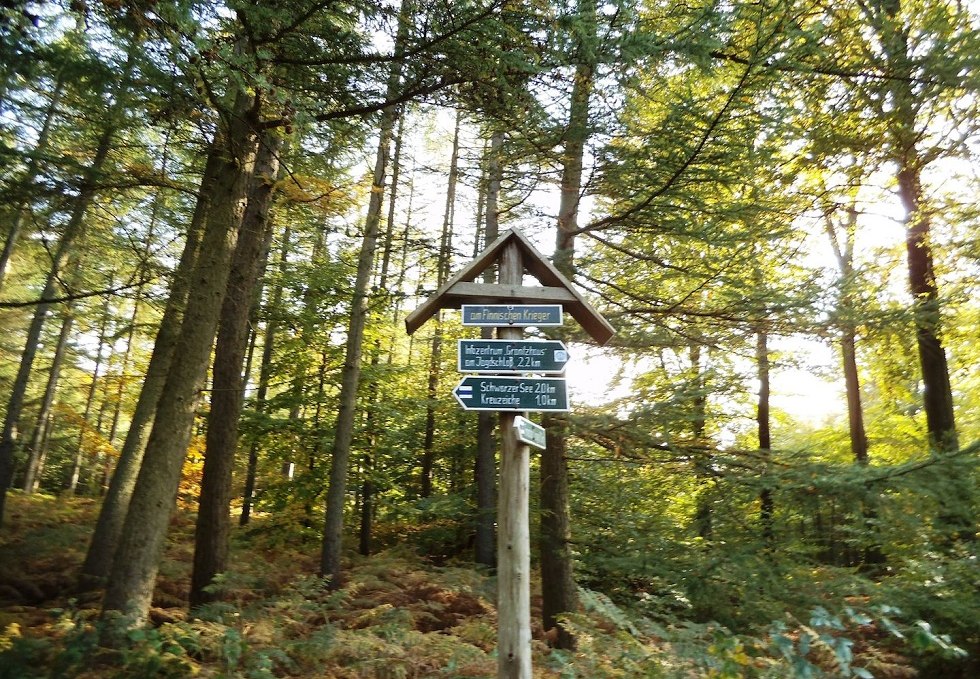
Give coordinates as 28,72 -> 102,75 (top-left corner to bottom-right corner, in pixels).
240,223 -> 292,526
540,0 -> 596,649
824,207 -> 869,464
757,327 -> 774,546
0,70 -> 66,290
67,282 -> 114,494
420,112 -> 460,498
320,0 -> 410,587
0,36 -> 138,525
866,0 -> 970,539
79,142 -> 221,586
190,130 -> 281,609
359,110 -> 407,555
22,306 -> 75,493
100,92 -> 257,638
105,129 -> 174,452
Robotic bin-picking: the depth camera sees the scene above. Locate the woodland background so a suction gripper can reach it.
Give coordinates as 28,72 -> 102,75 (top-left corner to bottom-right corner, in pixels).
0,0 -> 978,677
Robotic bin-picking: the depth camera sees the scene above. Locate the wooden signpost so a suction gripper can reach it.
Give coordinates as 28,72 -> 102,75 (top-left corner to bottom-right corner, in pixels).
405,228 -> 613,679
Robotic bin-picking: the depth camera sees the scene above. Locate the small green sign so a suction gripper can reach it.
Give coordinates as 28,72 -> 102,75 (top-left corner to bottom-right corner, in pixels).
514,416 -> 546,449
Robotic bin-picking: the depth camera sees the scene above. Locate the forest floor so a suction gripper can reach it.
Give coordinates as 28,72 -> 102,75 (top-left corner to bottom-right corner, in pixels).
0,493 -> 925,678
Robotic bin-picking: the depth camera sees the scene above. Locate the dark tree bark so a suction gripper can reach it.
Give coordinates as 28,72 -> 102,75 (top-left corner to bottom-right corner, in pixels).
100,92 -> 257,638
756,326 -> 774,546
864,0 -> 971,540
190,129 -> 281,609
689,343 -> 713,541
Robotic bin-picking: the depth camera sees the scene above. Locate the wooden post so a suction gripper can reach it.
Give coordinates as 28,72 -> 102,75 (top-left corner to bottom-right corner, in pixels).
403,227 -> 614,678
496,241 -> 532,679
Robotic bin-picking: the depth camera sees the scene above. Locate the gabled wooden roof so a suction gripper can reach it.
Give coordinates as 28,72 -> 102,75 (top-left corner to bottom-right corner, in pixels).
405,228 -> 615,345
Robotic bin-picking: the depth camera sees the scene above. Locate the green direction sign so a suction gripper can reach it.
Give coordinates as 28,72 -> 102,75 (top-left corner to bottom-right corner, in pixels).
461,304 -> 563,327
452,376 -> 569,412
514,416 -> 546,450
458,339 -> 569,374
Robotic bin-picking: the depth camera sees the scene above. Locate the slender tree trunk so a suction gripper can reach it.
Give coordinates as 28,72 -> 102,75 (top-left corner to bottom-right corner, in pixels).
824,208 -> 868,464
756,327 -> 774,546
420,113 -> 460,498
540,0 -> 596,649
79,142 -> 221,586
0,37 -> 138,526
319,117 -> 392,581
71,324 -> 105,494
690,343 -> 713,541
824,208 -> 884,565
190,129 -> 281,609
241,224 -> 292,526
474,130 -> 503,568
320,0 -> 410,587
22,306 -> 76,493
100,92 -> 257,637
105,129 -> 173,450
69,282 -> 114,494
359,111 -> 407,555
0,71 -> 66,290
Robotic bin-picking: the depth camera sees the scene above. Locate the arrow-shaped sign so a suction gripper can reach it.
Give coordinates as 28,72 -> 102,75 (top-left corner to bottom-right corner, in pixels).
452,376 -> 569,412
457,339 -> 569,374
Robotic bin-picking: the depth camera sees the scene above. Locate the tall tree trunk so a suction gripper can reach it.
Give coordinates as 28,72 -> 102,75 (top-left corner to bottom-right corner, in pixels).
824,207 -> 868,464
190,129 -> 281,609
756,326 -> 774,546
540,0 -> 596,650
359,111 -> 407,555
420,112 -> 460,498
241,223 -> 293,526
865,0 -> 956,451
0,70 -> 66,290
22,306 -> 75,493
0,38 -> 139,526
100,92 -> 257,637
69,281 -> 114,494
106,128 -> 174,451
474,129 -> 503,568
79,142 -> 221,586
867,0 -> 970,539
320,0 -> 410,587
690,343 -> 713,541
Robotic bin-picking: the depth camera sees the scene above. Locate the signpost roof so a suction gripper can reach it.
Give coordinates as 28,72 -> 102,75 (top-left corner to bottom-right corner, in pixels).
404,228 -> 615,345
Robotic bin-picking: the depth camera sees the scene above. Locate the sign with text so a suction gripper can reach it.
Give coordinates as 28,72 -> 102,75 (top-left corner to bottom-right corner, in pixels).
461,304 -> 563,327
452,376 -> 569,412
457,339 -> 569,374
514,416 -> 546,450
